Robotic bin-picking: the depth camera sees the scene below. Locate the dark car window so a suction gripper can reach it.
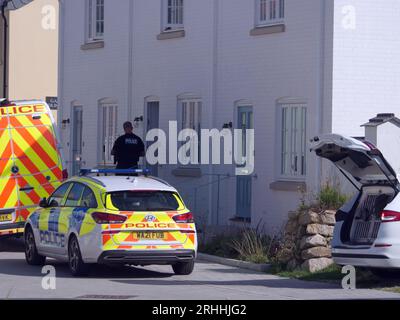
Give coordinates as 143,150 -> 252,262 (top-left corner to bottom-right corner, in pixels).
80,187 -> 97,208
108,191 -> 180,211
65,183 -> 86,207
48,182 -> 72,207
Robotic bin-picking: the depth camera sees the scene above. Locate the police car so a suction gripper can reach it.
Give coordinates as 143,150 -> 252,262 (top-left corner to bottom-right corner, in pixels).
24,169 -> 197,276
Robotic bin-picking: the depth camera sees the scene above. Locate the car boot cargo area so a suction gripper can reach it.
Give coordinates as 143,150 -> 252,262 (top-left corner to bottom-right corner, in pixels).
344,186 -> 397,245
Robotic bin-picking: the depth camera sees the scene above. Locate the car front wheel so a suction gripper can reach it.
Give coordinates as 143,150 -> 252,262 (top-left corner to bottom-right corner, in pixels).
172,260 -> 195,275
68,235 -> 90,277
25,227 -> 46,266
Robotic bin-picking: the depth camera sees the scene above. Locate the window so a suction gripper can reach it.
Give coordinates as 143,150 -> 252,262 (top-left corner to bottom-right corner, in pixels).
65,183 -> 86,207
163,0 -> 184,31
48,183 -> 72,207
80,187 -> 98,208
99,103 -> 118,164
107,191 -> 180,211
280,104 -> 307,178
256,0 -> 285,26
87,0 -> 104,42
180,99 -> 202,164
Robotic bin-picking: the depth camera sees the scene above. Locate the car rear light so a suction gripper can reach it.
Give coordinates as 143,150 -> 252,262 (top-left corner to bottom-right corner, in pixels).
92,212 -> 127,224
374,243 -> 392,248
62,169 -> 69,180
173,212 -> 194,223
381,210 -> 400,223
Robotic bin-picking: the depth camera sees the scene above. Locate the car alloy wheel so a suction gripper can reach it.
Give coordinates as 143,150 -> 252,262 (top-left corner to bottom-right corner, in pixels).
24,227 -> 46,265
69,239 -> 80,273
25,232 -> 35,261
68,236 -> 90,276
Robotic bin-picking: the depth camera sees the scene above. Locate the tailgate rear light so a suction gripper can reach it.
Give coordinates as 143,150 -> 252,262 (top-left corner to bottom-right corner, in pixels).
173,212 -> 194,223
362,140 -> 378,151
381,210 -> 400,223
92,212 -> 127,224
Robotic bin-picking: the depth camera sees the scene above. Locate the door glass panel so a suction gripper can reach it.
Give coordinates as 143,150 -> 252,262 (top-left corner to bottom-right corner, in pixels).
146,101 -> 160,176
236,106 -> 253,220
65,183 -> 85,207
72,106 -> 83,176
48,182 -> 72,207
80,187 -> 97,208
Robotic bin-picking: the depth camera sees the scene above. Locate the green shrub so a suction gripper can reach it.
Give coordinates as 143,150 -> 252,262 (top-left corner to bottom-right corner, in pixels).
317,183 -> 348,210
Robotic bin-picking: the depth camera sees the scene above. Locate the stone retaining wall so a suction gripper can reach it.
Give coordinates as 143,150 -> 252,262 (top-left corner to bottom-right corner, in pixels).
279,209 -> 336,273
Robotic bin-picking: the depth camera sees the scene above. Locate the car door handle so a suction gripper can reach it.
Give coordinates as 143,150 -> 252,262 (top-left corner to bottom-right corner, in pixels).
20,186 -> 34,192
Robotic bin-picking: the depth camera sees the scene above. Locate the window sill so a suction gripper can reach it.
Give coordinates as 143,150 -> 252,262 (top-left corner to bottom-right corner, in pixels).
249,23 -> 285,36
269,180 -> 306,192
172,167 -> 202,178
157,29 -> 185,40
81,41 -> 105,50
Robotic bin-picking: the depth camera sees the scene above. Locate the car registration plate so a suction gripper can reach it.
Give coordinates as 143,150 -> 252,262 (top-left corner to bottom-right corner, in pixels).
0,214 -> 12,222
135,232 -> 165,240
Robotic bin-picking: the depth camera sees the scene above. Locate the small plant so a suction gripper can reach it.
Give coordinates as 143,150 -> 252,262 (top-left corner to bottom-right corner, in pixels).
199,223 -> 282,264
317,182 -> 348,210
198,232 -> 241,259
231,228 -> 269,264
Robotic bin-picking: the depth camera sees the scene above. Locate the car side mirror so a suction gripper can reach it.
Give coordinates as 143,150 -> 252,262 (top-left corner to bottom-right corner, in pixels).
49,200 -> 59,208
39,198 -> 49,208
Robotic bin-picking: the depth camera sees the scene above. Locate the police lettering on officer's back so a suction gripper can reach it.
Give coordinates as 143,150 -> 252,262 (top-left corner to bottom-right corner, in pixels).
111,121 -> 145,170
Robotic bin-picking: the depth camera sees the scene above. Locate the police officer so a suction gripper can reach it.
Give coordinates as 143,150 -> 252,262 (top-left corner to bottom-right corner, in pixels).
111,121 -> 145,171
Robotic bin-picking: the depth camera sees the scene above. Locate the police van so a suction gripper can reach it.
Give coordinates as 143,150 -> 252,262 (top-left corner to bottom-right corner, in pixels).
0,100 -> 67,237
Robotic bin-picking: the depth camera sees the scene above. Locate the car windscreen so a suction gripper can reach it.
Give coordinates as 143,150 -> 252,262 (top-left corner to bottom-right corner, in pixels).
106,191 -> 181,211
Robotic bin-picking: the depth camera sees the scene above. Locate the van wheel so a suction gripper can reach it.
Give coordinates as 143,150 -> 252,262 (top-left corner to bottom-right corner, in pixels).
369,268 -> 400,279
25,227 -> 46,266
68,235 -> 90,277
172,260 -> 195,275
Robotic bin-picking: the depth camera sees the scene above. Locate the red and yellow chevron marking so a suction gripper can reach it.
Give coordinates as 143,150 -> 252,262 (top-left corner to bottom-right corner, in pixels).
0,103 -> 63,229
9,116 -> 62,178
0,176 -> 17,209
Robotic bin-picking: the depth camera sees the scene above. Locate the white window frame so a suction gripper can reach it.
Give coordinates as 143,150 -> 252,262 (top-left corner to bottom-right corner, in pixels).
255,0 -> 285,27
87,0 -> 104,42
278,103 -> 307,180
178,97 -> 202,165
98,103 -> 118,165
162,0 -> 184,31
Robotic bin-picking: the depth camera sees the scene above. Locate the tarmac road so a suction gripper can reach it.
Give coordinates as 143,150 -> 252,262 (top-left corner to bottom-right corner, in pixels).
0,237 -> 400,300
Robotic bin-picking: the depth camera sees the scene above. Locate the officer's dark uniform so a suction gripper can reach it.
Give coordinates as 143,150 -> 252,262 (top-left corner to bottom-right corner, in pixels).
111,133 -> 145,170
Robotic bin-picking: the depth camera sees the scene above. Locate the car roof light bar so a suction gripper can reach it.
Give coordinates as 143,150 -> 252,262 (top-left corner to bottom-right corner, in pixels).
80,168 -> 151,177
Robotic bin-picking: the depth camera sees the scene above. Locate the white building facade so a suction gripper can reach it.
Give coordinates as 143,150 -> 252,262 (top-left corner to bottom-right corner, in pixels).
58,0 -> 400,234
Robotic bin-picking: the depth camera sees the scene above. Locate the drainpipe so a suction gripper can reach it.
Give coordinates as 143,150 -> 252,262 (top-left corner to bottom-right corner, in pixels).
210,0 -> 219,225
127,0 -> 134,123
1,0 -> 9,99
